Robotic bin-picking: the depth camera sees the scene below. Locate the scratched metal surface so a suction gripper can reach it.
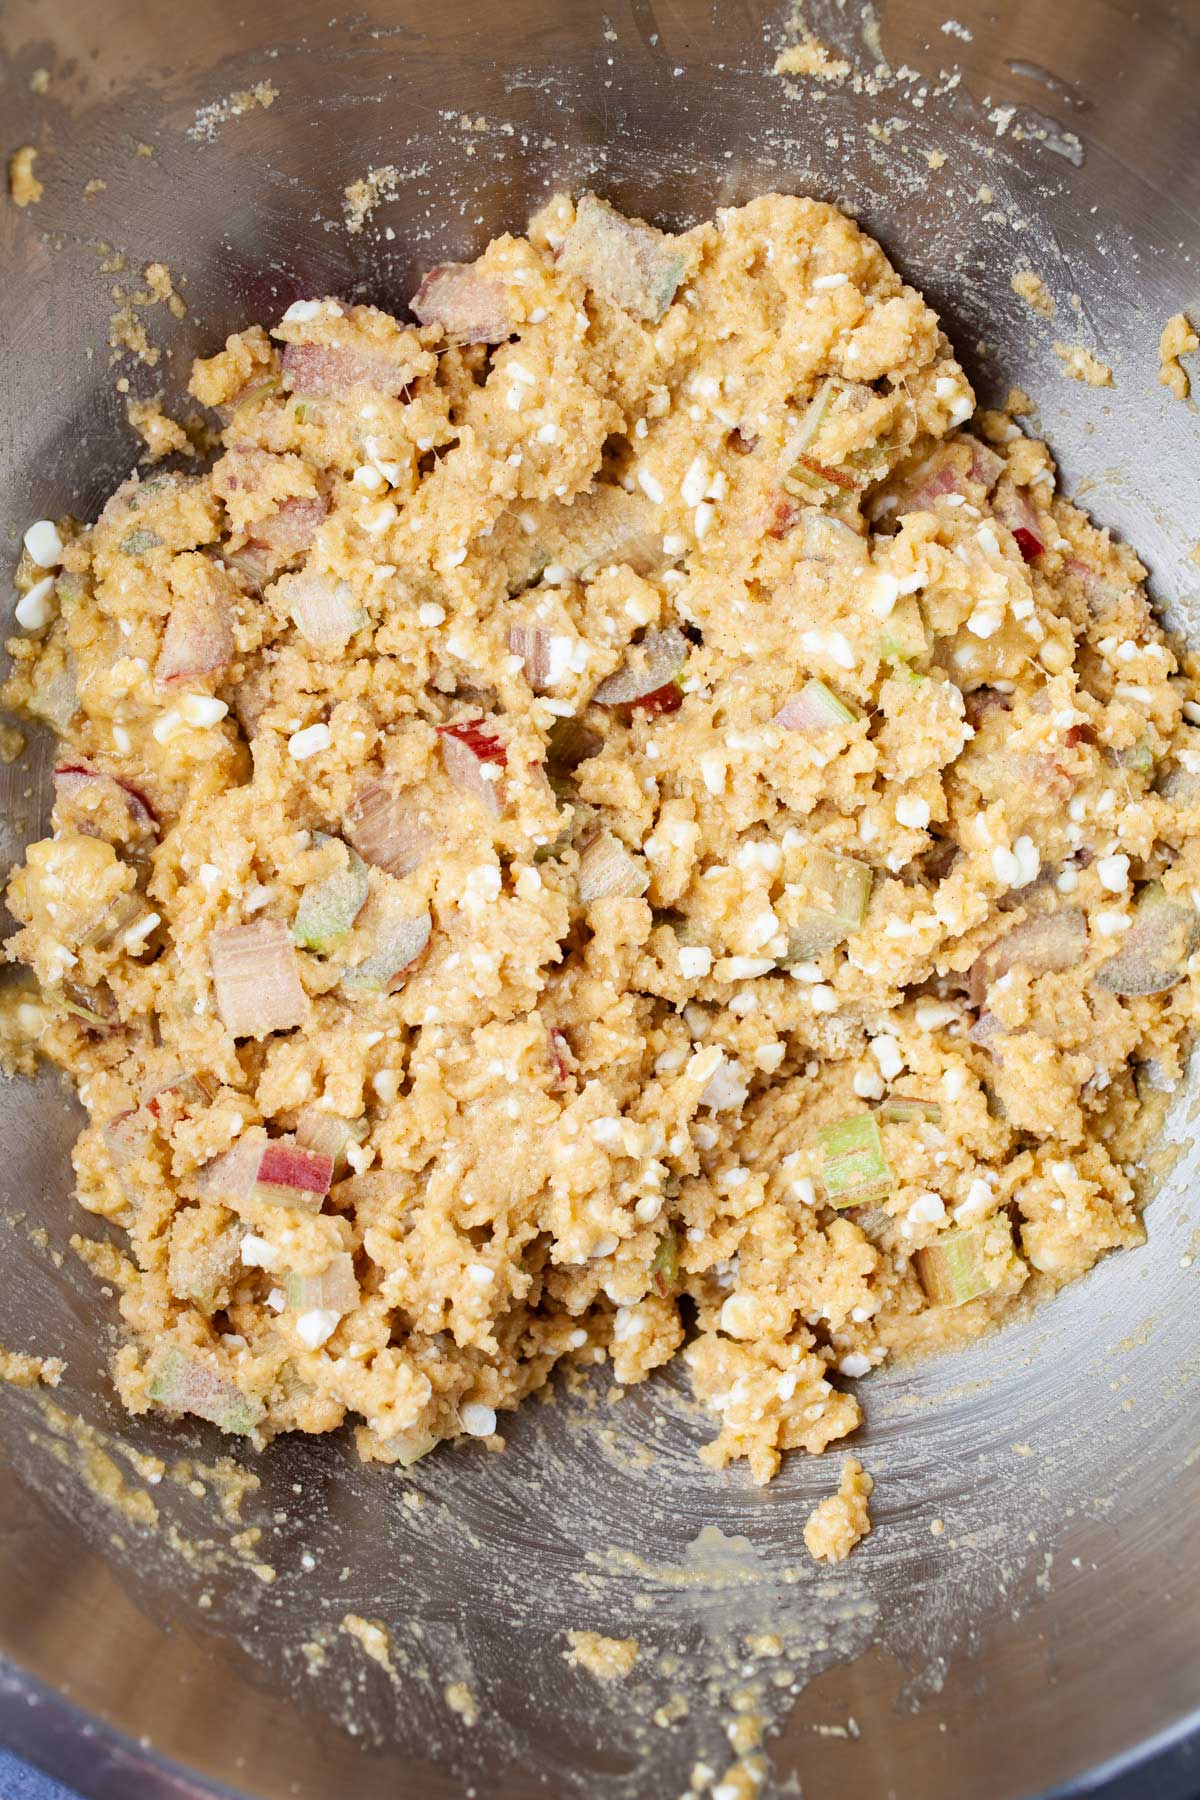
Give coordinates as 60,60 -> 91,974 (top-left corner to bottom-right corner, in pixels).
1,2 -> 1199,1797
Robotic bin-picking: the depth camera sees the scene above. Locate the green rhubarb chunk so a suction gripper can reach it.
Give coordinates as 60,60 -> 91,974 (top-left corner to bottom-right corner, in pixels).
879,595 -> 929,663
782,847 -> 872,961
1094,881 -> 1200,997
817,1113 -> 893,1207
293,835 -> 369,954
560,192 -> 686,323
146,1347 -> 264,1435
915,1218 -> 1016,1307
878,1096 -> 943,1125
649,1226 -> 679,1298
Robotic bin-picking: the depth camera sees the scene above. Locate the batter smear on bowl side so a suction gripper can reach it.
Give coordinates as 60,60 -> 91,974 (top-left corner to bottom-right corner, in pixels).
6,193 -> 1199,1494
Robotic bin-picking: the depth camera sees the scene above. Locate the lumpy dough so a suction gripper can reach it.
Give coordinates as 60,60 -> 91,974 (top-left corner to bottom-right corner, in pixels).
6,193 -> 1200,1493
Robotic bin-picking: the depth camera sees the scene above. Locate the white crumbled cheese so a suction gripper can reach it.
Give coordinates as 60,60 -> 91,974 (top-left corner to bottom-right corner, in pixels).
535,421 -> 562,445
723,956 -> 775,981
679,946 -> 714,979
870,571 -> 900,618
282,299 -> 322,322
694,501 -> 715,538
240,1233 -> 278,1269
829,632 -> 856,670
955,1177 -> 994,1223
152,709 -> 184,745
790,1173 -> 816,1206
23,520 -> 65,567
838,1352 -> 872,1378
1012,835 -> 1040,887
372,1068 -> 401,1105
352,463 -> 385,491
466,1263 -> 495,1288
296,1309 -> 341,1350
810,984 -> 838,1013
122,911 -> 160,952
506,359 -> 537,387
1183,700 -> 1200,726
362,500 -> 397,534
637,468 -> 665,504
1095,909 -> 1131,936
812,272 -> 849,290
181,694 -> 229,729
663,533 -> 687,557
591,1117 -> 627,1152
753,1043 -> 785,1072
948,395 -> 974,426
288,722 -> 332,761
991,844 -> 1020,886
418,602 -> 446,627
896,794 -> 931,830
934,376 -> 958,400
720,1294 -> 759,1338
700,750 -> 726,795
1096,852 -> 1130,893
907,1191 -> 947,1226
266,1287 -> 286,1313
967,606 -> 1004,639
444,545 -> 467,569
1056,866 -> 1079,894
871,1035 -> 904,1080
635,1193 -> 663,1223
14,576 -> 56,630
854,1066 -> 886,1100
681,455 -> 711,507
460,1403 -> 497,1438
744,908 -> 779,950
590,1233 -> 620,1259
915,1001 -> 958,1030
112,724 -> 132,754
941,1065 -> 967,1101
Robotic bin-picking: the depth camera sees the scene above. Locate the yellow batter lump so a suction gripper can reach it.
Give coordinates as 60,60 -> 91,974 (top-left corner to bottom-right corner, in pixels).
6,194 -> 1200,1493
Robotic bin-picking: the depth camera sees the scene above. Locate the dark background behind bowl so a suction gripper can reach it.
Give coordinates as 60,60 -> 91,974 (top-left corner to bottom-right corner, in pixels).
2,2 -> 1199,1796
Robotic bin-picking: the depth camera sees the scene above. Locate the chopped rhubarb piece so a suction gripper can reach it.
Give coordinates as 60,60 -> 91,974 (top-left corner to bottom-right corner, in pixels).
780,847 -> 872,960
818,1114 -> 893,1208
592,628 -> 688,707
967,908 -> 1086,1007
650,1226 -> 679,1298
296,1108 -> 369,1176
1094,882 -> 1200,996
888,434 -> 1003,515
547,1025 -> 575,1088
342,900 -> 432,994
1012,526 -> 1043,563
878,1096 -> 943,1124
242,495 -> 329,575
547,717 -> 604,778
560,192 -> 685,323
146,1347 -> 264,1434
345,781 -> 434,878
411,261 -> 513,344
285,1250 -> 360,1318
762,494 -> 805,540
507,625 -> 572,692
577,832 -> 649,904
54,761 -> 159,838
962,686 -> 1013,731
534,485 -> 668,586
293,836 -> 369,953
774,678 -> 859,734
202,1131 -> 331,1210
281,340 -> 414,399
209,919 -> 307,1039
155,578 -> 235,688
878,596 -> 929,664
782,455 -> 861,501
103,1107 -> 152,1170
631,682 -> 684,716
144,1072 -> 212,1132
28,651 -> 79,732
915,1218 -> 1017,1307
281,568 -> 367,650
439,718 -> 507,814
991,479 -> 1045,561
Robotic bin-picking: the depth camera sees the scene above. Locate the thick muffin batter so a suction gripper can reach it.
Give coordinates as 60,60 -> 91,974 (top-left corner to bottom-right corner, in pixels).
6,194 -> 1199,1486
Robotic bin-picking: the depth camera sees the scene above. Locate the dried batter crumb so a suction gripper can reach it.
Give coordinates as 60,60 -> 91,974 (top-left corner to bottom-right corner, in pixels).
0,723 -> 26,763
143,261 -> 187,320
343,165 -> 400,236
29,68 -> 51,95
84,179 -> 107,199
564,1629 -> 641,1680
1158,311 -> 1198,402
1011,268 -> 1056,320
803,1456 -> 873,1563
340,1613 -> 395,1674
0,1345 -> 65,1387
1005,385 -> 1035,415
930,1516 -> 945,1535
773,37 -> 852,83
8,146 -> 43,207
444,1680 -> 479,1724
1053,341 -> 1114,387
925,149 -> 947,170
188,81 -> 278,145
126,396 -> 193,462
107,306 -> 160,367
135,141 -> 155,159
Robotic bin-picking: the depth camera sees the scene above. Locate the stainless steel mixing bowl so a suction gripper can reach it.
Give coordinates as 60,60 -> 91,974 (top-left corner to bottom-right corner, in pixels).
2,1 -> 1199,1795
